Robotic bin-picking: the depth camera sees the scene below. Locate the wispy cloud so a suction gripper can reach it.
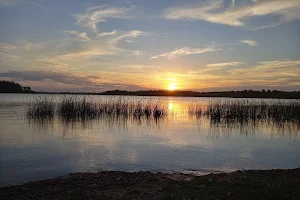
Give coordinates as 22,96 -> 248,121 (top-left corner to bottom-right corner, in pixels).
0,42 -> 17,51
0,18 -> 147,71
26,0 -> 53,11
97,30 -> 117,37
64,31 -> 90,41
240,40 -> 257,46
113,30 -> 145,40
0,70 -> 96,85
188,59 -> 300,91
231,0 -> 235,7
122,65 -> 156,70
252,23 -> 281,31
0,70 -> 148,92
207,62 -> 244,68
151,47 -> 219,60
189,61 -> 244,74
74,5 -> 135,32
37,30 -> 145,60
163,0 -> 300,29
131,50 -> 146,56
109,30 -> 146,47
230,60 -> 300,80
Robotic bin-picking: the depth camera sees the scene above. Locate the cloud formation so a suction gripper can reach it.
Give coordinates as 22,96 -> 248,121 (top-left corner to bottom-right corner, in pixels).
131,50 -> 146,56
240,40 -> 257,46
188,61 -> 244,74
74,5 -> 135,32
0,70 -> 148,92
57,30 -> 146,58
1,1 -> 299,92
163,0 -> 300,29
187,59 -> 300,91
0,42 -> 17,51
0,70 -> 97,85
97,30 -> 117,37
207,62 -> 244,68
231,60 -> 300,78
231,0 -> 236,7
111,30 -> 145,44
151,47 -> 219,59
64,31 -> 91,41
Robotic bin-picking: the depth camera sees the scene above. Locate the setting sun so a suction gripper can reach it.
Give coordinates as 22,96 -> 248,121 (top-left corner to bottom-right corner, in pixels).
0,0 -> 299,196
168,83 -> 176,90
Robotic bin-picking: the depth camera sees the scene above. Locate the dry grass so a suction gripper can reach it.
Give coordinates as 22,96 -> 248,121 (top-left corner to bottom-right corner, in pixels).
27,97 -> 300,126
27,96 -> 167,120
26,97 -> 55,118
189,99 -> 300,124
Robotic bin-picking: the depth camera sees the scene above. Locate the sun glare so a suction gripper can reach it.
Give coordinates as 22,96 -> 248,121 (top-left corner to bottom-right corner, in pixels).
168,83 -> 176,91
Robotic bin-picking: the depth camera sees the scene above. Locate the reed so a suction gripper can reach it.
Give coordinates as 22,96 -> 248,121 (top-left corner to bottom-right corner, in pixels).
27,96 -> 299,125
55,96 -> 166,120
57,96 -> 100,120
189,100 -> 300,124
27,97 -> 55,118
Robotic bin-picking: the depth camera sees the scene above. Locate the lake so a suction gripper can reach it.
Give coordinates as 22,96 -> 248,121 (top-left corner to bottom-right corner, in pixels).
0,93 -> 299,186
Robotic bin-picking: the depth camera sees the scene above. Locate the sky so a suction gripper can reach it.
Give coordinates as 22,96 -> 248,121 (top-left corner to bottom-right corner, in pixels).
0,0 -> 299,92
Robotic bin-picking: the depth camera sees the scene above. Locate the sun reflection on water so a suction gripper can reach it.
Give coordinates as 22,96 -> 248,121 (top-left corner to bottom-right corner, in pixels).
168,102 -> 173,111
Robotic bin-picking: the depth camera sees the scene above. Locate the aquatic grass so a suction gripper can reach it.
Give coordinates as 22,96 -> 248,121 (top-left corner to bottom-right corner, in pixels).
57,96 -> 101,120
55,96 -> 167,120
27,97 -> 55,118
188,99 -> 300,125
27,96 -> 299,126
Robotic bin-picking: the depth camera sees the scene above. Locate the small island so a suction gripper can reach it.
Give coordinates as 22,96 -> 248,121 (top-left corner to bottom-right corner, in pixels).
0,80 -> 34,93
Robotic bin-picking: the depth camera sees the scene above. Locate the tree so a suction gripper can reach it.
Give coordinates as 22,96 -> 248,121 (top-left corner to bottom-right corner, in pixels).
0,80 -> 34,93
23,86 -> 32,92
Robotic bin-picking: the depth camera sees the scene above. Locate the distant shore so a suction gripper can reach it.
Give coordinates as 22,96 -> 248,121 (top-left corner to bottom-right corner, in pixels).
2,80 -> 300,99
1,168 -> 299,199
1,90 -> 300,99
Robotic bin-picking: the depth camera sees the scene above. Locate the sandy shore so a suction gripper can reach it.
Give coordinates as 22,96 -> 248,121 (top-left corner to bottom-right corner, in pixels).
1,168 -> 299,200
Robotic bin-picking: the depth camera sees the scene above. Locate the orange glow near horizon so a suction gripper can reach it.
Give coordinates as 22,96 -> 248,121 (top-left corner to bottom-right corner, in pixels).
168,83 -> 176,90
167,77 -> 179,90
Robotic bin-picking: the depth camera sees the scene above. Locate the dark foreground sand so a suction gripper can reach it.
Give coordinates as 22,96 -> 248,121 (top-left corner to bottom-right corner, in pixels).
1,168 -> 299,200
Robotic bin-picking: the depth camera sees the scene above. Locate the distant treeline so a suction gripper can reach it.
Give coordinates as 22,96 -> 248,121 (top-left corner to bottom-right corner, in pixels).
1,80 -> 299,98
98,89 -> 300,99
0,80 -> 34,93
44,89 -> 300,99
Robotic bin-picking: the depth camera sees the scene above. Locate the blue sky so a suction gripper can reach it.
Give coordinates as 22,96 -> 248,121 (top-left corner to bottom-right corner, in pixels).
0,0 -> 299,92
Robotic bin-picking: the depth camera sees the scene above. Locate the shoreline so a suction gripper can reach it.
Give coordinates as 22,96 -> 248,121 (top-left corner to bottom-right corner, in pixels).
1,92 -> 300,99
1,168 -> 299,199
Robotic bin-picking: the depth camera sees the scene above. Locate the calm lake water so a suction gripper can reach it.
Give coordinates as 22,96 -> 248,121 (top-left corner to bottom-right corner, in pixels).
0,93 -> 299,186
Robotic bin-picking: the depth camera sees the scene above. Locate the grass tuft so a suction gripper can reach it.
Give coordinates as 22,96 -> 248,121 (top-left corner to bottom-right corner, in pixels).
189,100 -> 300,124
27,97 -> 55,118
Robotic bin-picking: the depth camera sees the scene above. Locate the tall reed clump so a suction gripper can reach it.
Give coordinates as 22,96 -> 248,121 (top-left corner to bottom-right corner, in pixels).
26,96 -> 167,121
27,97 -> 55,118
57,96 -> 100,120
56,97 -> 167,120
266,101 -> 300,123
131,101 -> 166,119
100,99 -> 167,119
189,100 -> 300,124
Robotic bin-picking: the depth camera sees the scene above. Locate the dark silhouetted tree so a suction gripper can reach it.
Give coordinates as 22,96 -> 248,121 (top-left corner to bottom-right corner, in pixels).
0,80 -> 34,93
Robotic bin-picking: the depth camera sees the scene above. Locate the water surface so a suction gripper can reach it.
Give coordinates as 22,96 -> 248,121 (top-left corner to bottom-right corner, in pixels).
0,93 -> 299,186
